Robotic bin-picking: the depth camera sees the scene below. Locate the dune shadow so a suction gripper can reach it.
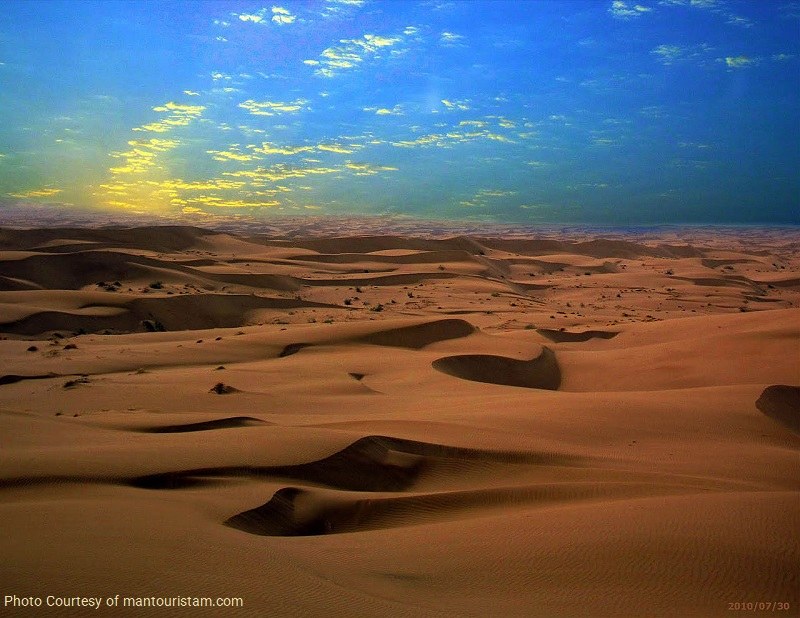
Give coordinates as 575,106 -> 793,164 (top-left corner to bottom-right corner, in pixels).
432,346 -> 561,390
756,385 -> 800,434
357,319 -> 476,349
536,329 -> 618,343
127,434 -> 577,492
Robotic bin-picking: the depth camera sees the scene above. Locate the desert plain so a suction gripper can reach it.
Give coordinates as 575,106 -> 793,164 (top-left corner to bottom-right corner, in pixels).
0,223 -> 797,617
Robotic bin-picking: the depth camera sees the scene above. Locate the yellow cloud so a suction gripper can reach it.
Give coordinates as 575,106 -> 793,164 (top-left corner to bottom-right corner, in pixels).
251,142 -> 314,155
441,99 -> 470,111
9,188 -> 63,198
185,196 -> 281,208
344,162 -> 398,175
153,179 -> 246,191
152,102 -> 205,114
206,148 -> 262,162
223,164 -> 340,182
725,55 -> 754,68
108,138 -> 181,175
459,188 -> 517,207
317,143 -> 355,154
132,101 -> 205,133
238,98 -> 308,115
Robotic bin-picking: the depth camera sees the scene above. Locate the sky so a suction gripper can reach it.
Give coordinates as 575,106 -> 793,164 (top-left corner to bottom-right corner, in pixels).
0,0 -> 798,225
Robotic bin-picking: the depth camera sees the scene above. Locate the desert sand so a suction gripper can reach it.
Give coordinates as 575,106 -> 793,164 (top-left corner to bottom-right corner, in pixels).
0,224 -> 798,617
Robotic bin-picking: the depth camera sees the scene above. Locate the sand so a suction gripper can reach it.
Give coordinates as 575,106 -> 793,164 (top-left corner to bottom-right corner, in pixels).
0,224 -> 797,617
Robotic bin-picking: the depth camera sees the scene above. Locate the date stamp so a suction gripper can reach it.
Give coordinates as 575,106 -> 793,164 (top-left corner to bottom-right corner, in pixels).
728,601 -> 791,612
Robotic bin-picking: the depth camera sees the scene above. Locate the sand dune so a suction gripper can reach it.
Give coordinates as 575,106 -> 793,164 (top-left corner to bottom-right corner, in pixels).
0,224 -> 798,617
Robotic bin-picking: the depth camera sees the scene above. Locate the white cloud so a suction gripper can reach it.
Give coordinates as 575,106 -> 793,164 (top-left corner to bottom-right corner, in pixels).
271,6 -> 296,24
234,7 -> 296,25
440,31 -> 465,45
609,1 -> 652,18
238,10 -> 267,23
238,99 -> 309,115
306,33 -> 403,77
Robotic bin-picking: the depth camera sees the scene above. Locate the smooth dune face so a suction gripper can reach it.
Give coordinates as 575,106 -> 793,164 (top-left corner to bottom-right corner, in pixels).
0,225 -> 798,617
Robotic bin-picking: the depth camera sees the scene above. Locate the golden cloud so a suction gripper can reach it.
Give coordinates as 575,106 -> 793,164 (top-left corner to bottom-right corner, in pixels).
9,188 -> 63,198
725,55 -> 755,68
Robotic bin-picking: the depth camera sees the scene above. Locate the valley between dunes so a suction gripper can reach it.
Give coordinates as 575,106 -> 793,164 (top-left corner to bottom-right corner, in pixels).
0,225 -> 798,617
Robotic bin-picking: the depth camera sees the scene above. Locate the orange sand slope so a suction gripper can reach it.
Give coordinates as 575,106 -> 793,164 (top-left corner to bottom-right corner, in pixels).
0,225 -> 798,617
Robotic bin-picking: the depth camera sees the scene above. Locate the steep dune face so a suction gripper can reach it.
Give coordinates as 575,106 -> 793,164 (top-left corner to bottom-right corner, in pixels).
757,385 -> 800,433
0,225 -> 798,617
432,346 -> 561,390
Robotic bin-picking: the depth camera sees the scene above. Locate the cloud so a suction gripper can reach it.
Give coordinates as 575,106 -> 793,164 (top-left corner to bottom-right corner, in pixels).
391,126 -> 516,149
8,188 -> 63,198
724,55 -> 755,68
651,44 -> 683,64
132,101 -> 206,133
181,206 -> 208,214
772,53 -> 796,61
251,142 -> 315,155
659,0 -> 753,27
238,10 -> 267,23
183,90 -> 200,96
179,196 -> 281,209
650,43 -> 714,66
440,31 -> 464,46
344,162 -> 398,176
206,147 -> 262,162
364,105 -> 404,115
459,188 -> 517,208
108,138 -> 180,174
441,99 -> 470,111
238,98 -> 309,115
609,1 -> 652,18
317,143 -> 357,154
271,6 -> 296,24
308,33 -> 403,77
222,164 -> 340,182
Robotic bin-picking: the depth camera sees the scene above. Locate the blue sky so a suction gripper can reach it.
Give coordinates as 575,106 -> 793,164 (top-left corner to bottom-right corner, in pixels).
0,0 -> 798,224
